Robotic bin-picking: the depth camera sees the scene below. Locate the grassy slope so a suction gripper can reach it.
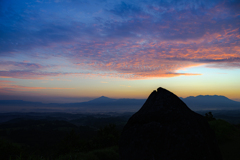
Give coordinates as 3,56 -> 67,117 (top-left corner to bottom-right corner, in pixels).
1,115 -> 240,160
209,119 -> 240,160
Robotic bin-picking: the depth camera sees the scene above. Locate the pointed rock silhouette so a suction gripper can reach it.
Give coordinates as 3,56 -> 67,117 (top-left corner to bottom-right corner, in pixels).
119,87 -> 222,160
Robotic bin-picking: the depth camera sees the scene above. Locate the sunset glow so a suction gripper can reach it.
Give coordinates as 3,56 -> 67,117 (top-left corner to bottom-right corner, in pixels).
0,0 -> 240,103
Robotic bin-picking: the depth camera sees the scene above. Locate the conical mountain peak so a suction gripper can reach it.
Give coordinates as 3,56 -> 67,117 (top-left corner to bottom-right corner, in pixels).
88,96 -> 115,103
120,87 -> 222,160
138,87 -> 190,114
99,96 -> 109,99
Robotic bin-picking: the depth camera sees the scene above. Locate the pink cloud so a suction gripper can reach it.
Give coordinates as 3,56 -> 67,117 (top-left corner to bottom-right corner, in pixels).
1,25 -> 239,80
0,71 -> 62,79
0,0 -> 239,80
0,80 -> 14,83
0,61 -> 44,71
65,28 -> 239,79
0,82 -> 75,95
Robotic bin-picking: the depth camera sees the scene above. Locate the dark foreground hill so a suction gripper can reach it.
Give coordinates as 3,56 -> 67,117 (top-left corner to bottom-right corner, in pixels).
0,111 -> 240,160
120,87 -> 222,160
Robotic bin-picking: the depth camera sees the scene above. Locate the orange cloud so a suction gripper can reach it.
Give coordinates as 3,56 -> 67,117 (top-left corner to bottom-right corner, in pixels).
66,23 -> 240,80
0,83 -> 75,94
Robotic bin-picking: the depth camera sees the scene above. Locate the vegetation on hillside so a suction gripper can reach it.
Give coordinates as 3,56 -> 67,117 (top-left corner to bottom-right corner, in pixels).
0,117 -> 123,160
206,112 -> 240,160
0,113 -> 240,160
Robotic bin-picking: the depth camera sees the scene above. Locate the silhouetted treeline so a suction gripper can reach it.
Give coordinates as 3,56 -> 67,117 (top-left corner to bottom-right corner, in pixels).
0,112 -> 240,160
0,114 -> 130,160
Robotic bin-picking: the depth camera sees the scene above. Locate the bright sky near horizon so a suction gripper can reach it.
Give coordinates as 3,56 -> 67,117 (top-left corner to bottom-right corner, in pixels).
0,0 -> 240,103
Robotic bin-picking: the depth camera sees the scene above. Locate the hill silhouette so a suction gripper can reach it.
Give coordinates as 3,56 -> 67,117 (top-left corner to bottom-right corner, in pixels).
181,95 -> 240,110
87,96 -> 116,103
0,95 -> 239,112
120,87 -> 222,160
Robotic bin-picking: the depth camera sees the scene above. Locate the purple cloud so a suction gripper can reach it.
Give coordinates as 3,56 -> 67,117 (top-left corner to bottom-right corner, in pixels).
0,0 -> 239,79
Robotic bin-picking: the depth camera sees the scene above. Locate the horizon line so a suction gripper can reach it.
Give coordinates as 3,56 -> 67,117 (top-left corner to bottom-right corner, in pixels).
1,94 -> 240,104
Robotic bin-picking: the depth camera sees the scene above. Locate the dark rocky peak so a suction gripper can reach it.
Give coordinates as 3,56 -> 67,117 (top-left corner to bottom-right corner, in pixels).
120,87 -> 222,160
138,87 -> 191,114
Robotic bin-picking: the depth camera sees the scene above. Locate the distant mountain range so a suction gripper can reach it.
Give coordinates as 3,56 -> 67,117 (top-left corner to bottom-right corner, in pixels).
180,95 -> 240,110
0,95 -> 240,112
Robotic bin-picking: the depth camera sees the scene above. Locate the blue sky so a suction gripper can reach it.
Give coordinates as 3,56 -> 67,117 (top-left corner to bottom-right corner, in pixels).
0,0 -> 240,103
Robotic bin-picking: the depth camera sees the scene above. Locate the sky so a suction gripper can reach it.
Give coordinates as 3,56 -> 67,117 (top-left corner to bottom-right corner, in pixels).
0,0 -> 240,103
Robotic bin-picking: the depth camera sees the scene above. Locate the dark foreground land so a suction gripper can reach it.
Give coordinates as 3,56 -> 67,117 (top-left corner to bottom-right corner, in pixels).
0,111 -> 240,160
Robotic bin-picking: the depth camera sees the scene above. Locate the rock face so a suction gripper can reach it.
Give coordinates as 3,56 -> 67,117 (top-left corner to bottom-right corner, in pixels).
119,87 -> 222,160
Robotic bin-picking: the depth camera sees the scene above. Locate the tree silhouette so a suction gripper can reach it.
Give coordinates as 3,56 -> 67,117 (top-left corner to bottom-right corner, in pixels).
205,112 -> 216,121
96,124 -> 120,148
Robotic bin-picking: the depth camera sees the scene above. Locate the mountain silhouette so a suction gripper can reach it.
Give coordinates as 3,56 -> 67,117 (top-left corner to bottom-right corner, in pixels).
0,95 -> 239,112
120,87 -> 222,160
87,96 -> 116,103
181,95 -> 240,110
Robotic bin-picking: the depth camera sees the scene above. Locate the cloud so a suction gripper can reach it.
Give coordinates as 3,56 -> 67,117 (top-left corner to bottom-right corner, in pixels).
0,70 -> 62,79
109,2 -> 143,17
0,79 -> 74,95
120,85 -> 131,87
0,80 -> 14,83
101,81 -> 108,83
0,61 -> 54,79
0,84 -> 74,94
206,62 -> 240,69
67,27 -> 239,78
0,61 -> 44,70
0,0 -> 239,79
